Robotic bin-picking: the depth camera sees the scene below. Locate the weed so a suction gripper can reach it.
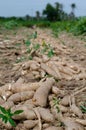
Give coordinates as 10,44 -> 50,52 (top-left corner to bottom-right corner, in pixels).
16,56 -> 26,63
32,31 -> 37,39
27,48 -> 31,53
53,97 -> 60,113
47,48 -> 54,57
0,106 -> 23,127
33,43 -> 40,50
25,40 -> 31,46
28,55 -> 33,60
80,102 -> 86,113
15,43 -> 21,46
25,32 -> 55,60
4,20 -> 18,29
29,31 -> 37,39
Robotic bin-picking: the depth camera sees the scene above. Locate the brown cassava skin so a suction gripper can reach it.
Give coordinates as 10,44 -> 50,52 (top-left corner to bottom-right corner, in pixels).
70,103 -> 83,118
42,55 -> 49,62
70,95 -> 83,118
24,99 -> 35,108
0,119 -> 12,130
47,62 -> 62,79
42,123 -> 50,129
0,97 -> 5,105
58,104 -> 68,113
1,101 -> 14,109
60,95 -> 70,106
52,86 -> 61,95
22,60 -> 39,70
38,107 -> 54,122
11,82 -> 40,93
75,119 -> 86,126
50,100 -> 68,113
0,84 -> 11,95
33,56 -> 42,63
62,117 -> 84,130
0,78 -> 24,95
15,123 -> 26,130
52,86 -> 64,95
12,105 -> 36,120
7,91 -> 34,103
13,77 -> 24,86
44,126 -> 63,130
51,108 -> 60,120
41,63 -> 58,79
23,120 -> 38,129
30,62 -> 40,70
1,91 -> 12,100
33,78 -> 55,107
33,125 -> 39,130
56,113 -> 84,130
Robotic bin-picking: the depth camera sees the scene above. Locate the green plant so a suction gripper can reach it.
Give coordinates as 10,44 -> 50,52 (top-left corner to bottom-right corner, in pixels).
28,55 -> 33,60
33,43 -> 40,50
37,21 -> 50,28
29,31 -> 37,39
27,48 -> 31,53
53,97 -> 60,113
0,106 -> 23,127
15,43 -> 21,46
47,48 -> 54,57
41,41 -> 55,57
16,56 -> 26,63
25,33 -> 54,60
33,31 -> 37,39
70,17 -> 86,35
4,20 -> 18,29
80,102 -> 86,113
25,40 -> 31,46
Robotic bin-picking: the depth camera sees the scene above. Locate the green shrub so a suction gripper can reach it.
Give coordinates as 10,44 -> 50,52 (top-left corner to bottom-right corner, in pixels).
22,22 -> 34,28
37,21 -> 50,28
71,17 -> 86,35
4,20 -> 18,29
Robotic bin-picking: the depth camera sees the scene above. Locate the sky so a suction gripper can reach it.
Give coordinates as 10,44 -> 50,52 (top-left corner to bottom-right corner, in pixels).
0,0 -> 86,17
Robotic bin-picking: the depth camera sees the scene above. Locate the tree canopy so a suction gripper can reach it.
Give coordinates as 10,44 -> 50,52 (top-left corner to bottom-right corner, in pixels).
43,2 -> 64,21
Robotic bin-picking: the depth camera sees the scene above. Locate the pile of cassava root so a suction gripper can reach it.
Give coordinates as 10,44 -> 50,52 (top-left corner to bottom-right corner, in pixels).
0,29 -> 86,130
0,77 -> 86,130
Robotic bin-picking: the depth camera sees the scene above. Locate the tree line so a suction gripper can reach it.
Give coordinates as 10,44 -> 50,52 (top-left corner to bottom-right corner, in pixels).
35,2 -> 76,21
0,2 -> 76,21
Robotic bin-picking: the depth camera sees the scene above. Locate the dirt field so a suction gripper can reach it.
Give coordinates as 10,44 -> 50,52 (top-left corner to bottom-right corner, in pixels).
0,27 -> 86,130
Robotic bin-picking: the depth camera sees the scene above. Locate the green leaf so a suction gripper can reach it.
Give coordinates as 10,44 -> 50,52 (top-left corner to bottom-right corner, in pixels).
47,49 -> 54,57
27,48 -> 31,53
0,106 -> 7,114
0,106 -> 23,127
13,110 -> 23,115
80,105 -> 86,113
7,108 -> 11,114
8,118 -> 16,127
2,116 -> 8,124
33,44 -> 40,50
28,55 -> 33,60
33,31 -> 37,39
56,106 -> 60,113
42,40 -> 47,47
25,40 -> 31,46
0,113 -> 4,119
7,108 -> 13,117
